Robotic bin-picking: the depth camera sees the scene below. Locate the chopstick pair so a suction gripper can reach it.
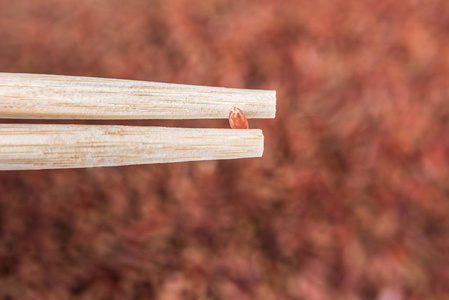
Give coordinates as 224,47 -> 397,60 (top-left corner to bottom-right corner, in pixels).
0,73 -> 276,170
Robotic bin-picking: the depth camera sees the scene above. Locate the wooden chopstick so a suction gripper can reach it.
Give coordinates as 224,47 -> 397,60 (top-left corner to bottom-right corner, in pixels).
0,73 -> 276,120
0,124 -> 264,170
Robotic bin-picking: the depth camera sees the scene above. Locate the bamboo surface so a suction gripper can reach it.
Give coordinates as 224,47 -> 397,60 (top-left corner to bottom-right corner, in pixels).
0,124 -> 264,170
0,73 -> 276,119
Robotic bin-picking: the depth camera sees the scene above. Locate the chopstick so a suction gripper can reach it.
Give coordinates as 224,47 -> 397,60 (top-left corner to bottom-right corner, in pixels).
0,73 -> 276,170
0,73 -> 276,119
0,124 -> 263,170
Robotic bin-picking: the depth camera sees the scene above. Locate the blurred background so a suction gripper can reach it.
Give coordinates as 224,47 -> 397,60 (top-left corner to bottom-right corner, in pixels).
1,0 -> 449,299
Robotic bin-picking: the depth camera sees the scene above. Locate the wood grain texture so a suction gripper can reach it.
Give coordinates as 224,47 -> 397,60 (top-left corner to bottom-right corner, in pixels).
0,124 -> 263,170
0,73 -> 276,119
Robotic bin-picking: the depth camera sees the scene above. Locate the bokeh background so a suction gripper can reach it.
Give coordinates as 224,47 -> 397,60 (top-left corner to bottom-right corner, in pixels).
1,0 -> 449,299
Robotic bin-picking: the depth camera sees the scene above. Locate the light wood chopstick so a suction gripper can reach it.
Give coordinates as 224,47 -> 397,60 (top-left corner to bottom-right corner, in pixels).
0,73 -> 275,170
0,73 -> 276,119
0,124 -> 263,170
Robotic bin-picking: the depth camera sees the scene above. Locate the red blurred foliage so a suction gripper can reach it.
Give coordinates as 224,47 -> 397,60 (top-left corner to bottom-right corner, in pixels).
1,0 -> 449,299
